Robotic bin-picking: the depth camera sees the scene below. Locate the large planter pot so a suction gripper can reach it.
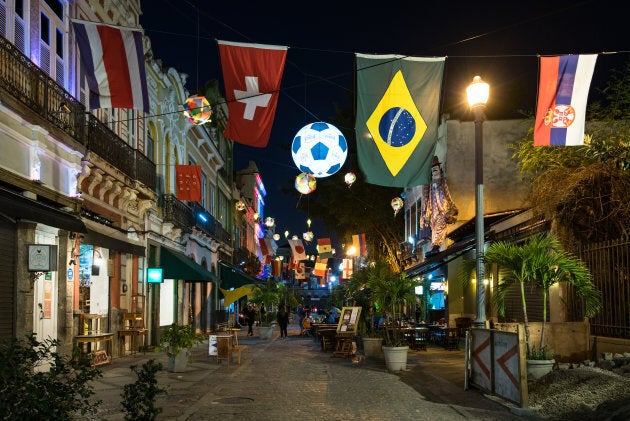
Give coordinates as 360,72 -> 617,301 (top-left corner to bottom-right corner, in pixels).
526,359 -> 555,381
167,348 -> 189,372
362,337 -> 383,359
382,345 -> 409,372
258,324 -> 276,340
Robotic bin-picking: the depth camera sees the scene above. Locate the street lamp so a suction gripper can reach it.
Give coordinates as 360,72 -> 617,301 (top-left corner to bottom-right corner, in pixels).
466,75 -> 489,329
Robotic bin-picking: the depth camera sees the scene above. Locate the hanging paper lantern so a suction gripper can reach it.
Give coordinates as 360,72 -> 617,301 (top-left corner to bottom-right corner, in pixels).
344,172 -> 356,187
391,197 -> 404,216
235,200 -> 246,211
291,122 -> 348,178
303,231 -> 314,242
273,233 -> 280,241
295,172 -> 316,194
183,95 -> 212,125
264,217 -> 275,227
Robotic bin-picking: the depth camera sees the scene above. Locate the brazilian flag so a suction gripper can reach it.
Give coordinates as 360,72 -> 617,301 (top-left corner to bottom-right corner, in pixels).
355,54 -> 445,187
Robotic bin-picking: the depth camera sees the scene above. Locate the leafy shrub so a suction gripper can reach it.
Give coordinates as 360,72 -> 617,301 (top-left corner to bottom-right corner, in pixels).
121,359 -> 165,420
0,334 -> 102,419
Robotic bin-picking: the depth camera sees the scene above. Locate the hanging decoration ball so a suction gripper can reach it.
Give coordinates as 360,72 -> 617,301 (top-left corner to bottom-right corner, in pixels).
295,172 -> 316,194
273,233 -> 280,241
264,217 -> 275,228
183,95 -> 212,125
291,122 -> 348,178
235,200 -> 246,211
391,197 -> 404,216
344,172 -> 356,187
303,231 -> 314,242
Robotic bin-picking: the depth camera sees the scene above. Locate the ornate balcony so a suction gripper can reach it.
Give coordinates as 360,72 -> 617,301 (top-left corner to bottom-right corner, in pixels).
0,35 -> 155,192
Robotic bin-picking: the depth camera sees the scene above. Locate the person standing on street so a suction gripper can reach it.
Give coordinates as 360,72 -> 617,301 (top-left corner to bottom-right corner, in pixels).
277,304 -> 289,339
245,303 -> 256,336
297,303 -> 304,332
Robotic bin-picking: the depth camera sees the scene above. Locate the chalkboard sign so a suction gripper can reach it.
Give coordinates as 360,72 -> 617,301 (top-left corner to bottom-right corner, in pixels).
90,350 -> 109,366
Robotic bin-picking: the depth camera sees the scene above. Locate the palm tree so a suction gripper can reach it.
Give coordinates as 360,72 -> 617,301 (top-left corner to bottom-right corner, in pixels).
486,232 -> 602,358
366,260 -> 419,346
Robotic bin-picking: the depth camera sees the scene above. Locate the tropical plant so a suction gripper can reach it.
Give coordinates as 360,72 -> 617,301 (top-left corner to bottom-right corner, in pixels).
366,260 -> 419,346
250,280 -> 280,326
120,359 -> 165,420
511,59 -> 630,243
0,334 -> 102,419
485,232 -> 602,359
157,324 -> 204,358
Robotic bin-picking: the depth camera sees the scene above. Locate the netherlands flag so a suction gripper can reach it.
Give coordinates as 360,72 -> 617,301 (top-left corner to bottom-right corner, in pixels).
72,20 -> 149,113
534,55 -> 597,147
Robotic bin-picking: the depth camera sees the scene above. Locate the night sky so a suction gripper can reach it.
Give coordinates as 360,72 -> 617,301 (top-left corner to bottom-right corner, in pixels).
139,0 -> 628,250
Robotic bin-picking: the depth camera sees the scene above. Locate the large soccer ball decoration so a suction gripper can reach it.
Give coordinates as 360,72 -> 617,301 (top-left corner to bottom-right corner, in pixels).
291,122 -> 348,178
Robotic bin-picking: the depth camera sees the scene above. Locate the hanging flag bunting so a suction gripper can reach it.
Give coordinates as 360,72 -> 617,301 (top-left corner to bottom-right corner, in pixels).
72,20 -> 149,113
294,262 -> 306,280
534,54 -> 597,147
175,165 -> 202,202
272,259 -> 282,277
355,54 -> 445,187
352,233 -> 367,257
317,238 -> 333,259
217,40 -> 288,148
313,258 -> 328,277
288,239 -> 307,261
342,258 -> 353,279
258,237 -> 276,262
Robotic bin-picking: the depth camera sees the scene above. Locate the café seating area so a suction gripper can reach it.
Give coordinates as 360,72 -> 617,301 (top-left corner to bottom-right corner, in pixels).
310,318 -> 471,358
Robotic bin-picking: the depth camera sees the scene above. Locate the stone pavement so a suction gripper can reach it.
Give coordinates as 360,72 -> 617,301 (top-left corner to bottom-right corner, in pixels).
84,323 -> 540,420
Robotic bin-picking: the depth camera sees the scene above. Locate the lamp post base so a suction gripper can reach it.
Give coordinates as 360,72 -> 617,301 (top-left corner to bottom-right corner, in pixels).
472,320 -> 487,329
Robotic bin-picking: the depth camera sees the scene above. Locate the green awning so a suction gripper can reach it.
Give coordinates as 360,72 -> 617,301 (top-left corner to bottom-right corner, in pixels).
219,262 -> 259,289
160,247 -> 217,281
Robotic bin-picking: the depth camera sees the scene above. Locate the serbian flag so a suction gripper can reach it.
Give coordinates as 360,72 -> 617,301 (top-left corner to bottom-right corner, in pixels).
342,258 -> 353,279
288,239 -> 307,261
218,40 -> 287,148
317,238 -> 333,259
352,233 -> 367,257
294,262 -> 306,280
175,165 -> 202,201
72,20 -> 149,113
314,258 -> 328,277
534,55 -> 597,147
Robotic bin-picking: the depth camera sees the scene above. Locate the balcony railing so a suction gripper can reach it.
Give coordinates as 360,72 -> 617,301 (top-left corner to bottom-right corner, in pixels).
0,35 -> 155,191
189,201 -> 231,244
161,194 -> 194,232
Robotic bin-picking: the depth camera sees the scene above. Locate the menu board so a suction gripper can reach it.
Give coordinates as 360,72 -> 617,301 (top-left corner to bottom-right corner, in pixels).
337,306 -> 361,333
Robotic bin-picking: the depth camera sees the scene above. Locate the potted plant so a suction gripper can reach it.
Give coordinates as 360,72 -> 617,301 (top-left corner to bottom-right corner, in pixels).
157,323 -> 204,372
344,262 -> 384,358
250,280 -> 280,339
484,232 -> 602,379
366,260 -> 419,371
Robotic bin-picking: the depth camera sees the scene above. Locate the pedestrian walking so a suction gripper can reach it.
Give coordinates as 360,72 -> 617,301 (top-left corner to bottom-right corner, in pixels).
297,303 -> 304,332
277,304 -> 289,339
245,303 -> 256,336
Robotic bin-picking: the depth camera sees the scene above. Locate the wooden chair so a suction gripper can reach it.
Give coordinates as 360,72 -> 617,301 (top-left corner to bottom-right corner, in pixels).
443,327 -> 460,350
414,328 -> 429,351
230,331 -> 249,365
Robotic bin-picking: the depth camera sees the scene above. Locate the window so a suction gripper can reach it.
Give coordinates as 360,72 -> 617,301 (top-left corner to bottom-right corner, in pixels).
40,12 -> 49,45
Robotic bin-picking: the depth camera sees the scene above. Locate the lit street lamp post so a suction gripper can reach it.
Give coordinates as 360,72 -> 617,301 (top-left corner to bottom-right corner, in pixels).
466,75 -> 489,329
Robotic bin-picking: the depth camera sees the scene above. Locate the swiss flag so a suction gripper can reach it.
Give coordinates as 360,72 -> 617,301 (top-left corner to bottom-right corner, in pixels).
218,40 -> 287,148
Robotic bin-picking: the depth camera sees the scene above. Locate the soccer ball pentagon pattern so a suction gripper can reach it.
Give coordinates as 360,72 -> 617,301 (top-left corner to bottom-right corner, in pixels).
291,122 -> 348,178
